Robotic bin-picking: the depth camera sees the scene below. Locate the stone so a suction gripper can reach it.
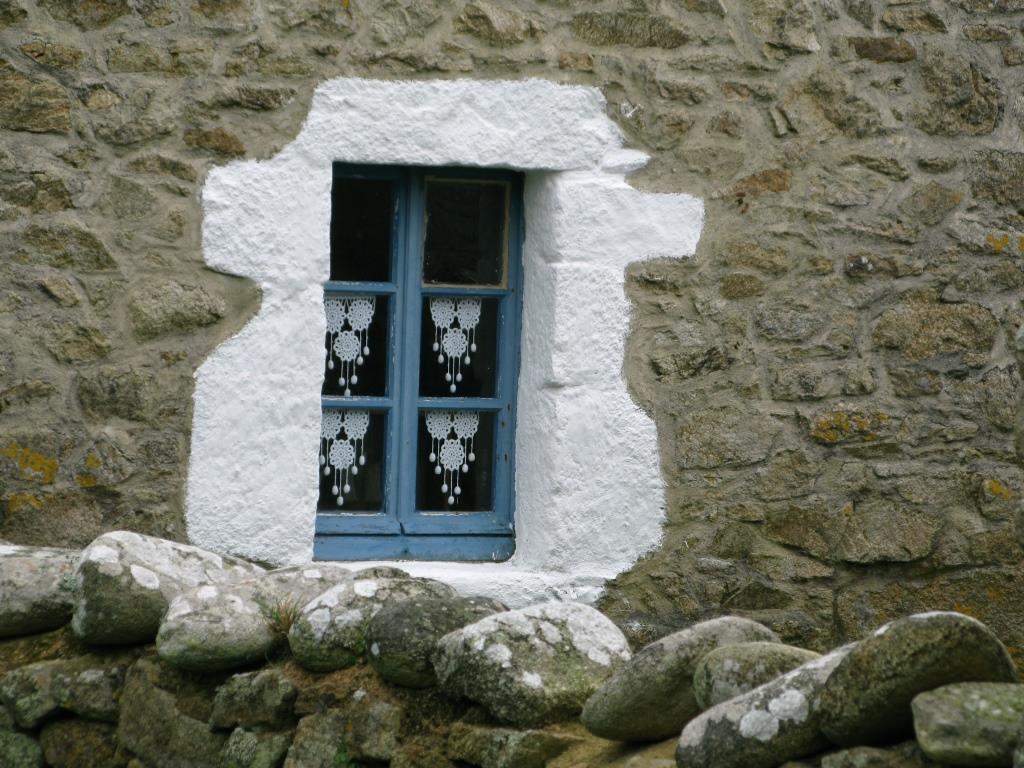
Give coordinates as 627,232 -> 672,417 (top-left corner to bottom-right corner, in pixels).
898,182 -> 961,225
676,646 -> 853,768
39,0 -> 128,28
820,742 -> 937,768
435,601 -> 631,727
873,301 -> 997,363
805,69 -> 884,138
819,612 -> 1018,746
675,406 -> 780,469
72,531 -> 264,645
0,545 -> 77,638
913,45 -> 1003,137
184,127 -> 246,157
222,728 -> 293,768
39,719 -> 121,768
289,569 -> 454,672
19,40 -> 85,70
225,86 -> 296,111
912,683 -> 1024,766
971,150 -> 1024,209
0,59 -> 71,133
881,7 -> 946,33
741,0 -> 819,55
283,710 -> 346,768
128,282 -> 225,340
570,12 -> 688,48
156,584 -> 278,672
954,0 -> 1024,9
889,368 -> 942,398
694,642 -> 822,710
0,654 -> 131,727
456,2 -> 534,46
581,616 -> 778,742
18,225 -> 115,271
0,0 -> 27,26
848,37 -> 916,63
445,722 -> 577,768
117,658 -> 228,768
127,154 -> 197,182
210,669 -> 297,729
0,731 -> 43,768
367,594 -> 507,688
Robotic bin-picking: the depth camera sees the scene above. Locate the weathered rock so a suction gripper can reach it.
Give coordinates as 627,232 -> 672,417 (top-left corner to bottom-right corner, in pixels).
39,0 -> 128,29
570,12 -> 688,48
912,682 -> 1024,766
849,37 -> 916,63
741,0 -> 819,55
445,722 -> 578,768
156,584 -> 277,672
898,182 -> 961,225
0,731 -> 43,768
367,593 -> 507,688
39,719 -> 121,768
73,531 -> 265,645
184,127 -> 246,157
222,727 -> 293,768
694,642 -> 821,710
210,669 -> 297,730
913,44 -> 1003,136
456,2 -> 535,46
804,69 -> 884,138
818,612 -> 1019,746
117,658 -> 228,768
436,601 -> 631,727
0,59 -> 71,133
19,39 -> 85,71
289,569 -> 453,672
820,742 -> 938,768
0,654 -> 131,727
881,6 -> 946,32
0,0 -> 27,26
873,302 -> 998,363
18,225 -> 115,271
581,616 -> 779,741
676,646 -> 853,768
971,150 -> 1024,210
283,710 -> 346,768
0,545 -> 77,638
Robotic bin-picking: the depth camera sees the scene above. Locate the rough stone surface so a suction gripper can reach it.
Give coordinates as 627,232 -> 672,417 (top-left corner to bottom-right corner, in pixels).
367,594 -> 507,688
818,612 -> 1019,746
435,601 -> 632,727
912,682 -> 1024,766
289,569 -> 454,672
222,727 -> 293,768
581,616 -> 779,741
693,642 -> 822,710
72,531 -> 264,645
0,654 -> 132,727
677,646 -> 852,768
210,668 -> 297,730
0,731 -> 43,768
39,719 -> 121,768
445,722 -> 578,768
0,545 -> 77,637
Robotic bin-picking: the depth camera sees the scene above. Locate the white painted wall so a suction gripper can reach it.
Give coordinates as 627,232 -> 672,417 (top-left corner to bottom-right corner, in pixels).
189,78 -> 703,606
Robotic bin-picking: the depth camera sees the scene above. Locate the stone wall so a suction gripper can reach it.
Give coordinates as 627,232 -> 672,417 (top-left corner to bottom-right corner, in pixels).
2,0 -> 1024,653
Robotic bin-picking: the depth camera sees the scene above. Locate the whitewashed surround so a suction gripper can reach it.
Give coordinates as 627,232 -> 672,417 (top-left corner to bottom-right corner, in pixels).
188,78 -> 704,607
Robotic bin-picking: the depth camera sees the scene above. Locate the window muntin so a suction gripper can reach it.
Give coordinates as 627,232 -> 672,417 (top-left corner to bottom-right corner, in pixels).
315,165 -> 522,562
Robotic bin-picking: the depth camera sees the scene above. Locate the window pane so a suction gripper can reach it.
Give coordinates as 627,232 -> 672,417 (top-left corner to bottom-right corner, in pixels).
423,180 -> 507,286
322,295 -> 388,397
318,410 -> 385,512
416,410 -> 494,512
420,297 -> 497,397
330,177 -> 393,282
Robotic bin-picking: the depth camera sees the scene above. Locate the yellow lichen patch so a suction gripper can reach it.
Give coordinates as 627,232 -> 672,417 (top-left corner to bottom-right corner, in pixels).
986,233 -> 1010,252
1,442 -> 59,484
84,452 -> 102,470
6,493 -> 42,514
1019,236 -> 1024,253
77,475 -> 98,488
982,478 -> 1015,500
809,410 -> 891,444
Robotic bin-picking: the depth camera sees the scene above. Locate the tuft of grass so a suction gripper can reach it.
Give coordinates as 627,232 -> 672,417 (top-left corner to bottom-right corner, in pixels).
266,597 -> 303,637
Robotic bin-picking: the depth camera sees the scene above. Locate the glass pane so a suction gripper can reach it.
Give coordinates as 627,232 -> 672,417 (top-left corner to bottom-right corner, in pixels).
322,295 -> 388,397
330,177 -> 393,282
318,410 -> 385,512
420,297 -> 497,397
416,411 -> 494,512
423,179 -> 507,286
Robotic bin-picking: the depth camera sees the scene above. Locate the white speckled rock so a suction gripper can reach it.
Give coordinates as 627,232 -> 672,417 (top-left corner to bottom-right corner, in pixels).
693,642 -> 822,710
288,568 -> 454,672
676,645 -> 854,768
155,563 -> 354,671
912,683 -> 1024,766
0,545 -> 78,638
434,601 -> 632,727
581,616 -> 779,742
72,531 -> 265,645
818,612 -> 1019,747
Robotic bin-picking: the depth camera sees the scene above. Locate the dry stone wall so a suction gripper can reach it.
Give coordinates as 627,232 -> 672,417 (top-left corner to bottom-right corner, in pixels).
1,0 -> 1024,655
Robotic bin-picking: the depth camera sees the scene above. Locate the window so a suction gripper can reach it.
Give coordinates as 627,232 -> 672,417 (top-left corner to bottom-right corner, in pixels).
314,164 -> 523,562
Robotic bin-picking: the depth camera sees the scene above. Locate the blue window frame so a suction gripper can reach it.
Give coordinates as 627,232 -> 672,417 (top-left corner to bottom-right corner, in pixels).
314,164 -> 523,562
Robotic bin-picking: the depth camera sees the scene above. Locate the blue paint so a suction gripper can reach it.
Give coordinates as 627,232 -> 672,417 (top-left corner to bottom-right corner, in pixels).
316,164 -> 523,562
